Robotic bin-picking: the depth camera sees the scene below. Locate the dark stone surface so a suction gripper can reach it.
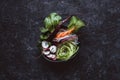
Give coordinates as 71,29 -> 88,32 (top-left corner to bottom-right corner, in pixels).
0,0 -> 120,80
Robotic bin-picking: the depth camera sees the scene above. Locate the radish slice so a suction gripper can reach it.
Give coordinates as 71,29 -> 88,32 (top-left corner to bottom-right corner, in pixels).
42,41 -> 49,48
47,54 -> 56,60
43,51 -> 50,55
47,54 -> 53,58
51,54 -> 56,58
49,45 -> 57,53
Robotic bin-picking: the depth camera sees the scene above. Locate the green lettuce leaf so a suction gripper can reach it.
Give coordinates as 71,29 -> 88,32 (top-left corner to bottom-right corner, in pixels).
44,13 -> 62,32
40,27 -> 49,33
40,13 -> 61,40
40,34 -> 48,40
67,16 -> 85,31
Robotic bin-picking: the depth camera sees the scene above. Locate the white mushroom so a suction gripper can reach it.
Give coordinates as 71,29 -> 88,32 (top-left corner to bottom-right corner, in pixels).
49,45 -> 57,53
42,41 -> 49,48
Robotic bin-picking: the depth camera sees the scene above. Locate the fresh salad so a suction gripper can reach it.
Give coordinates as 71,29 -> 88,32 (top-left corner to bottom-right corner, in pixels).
39,12 -> 85,61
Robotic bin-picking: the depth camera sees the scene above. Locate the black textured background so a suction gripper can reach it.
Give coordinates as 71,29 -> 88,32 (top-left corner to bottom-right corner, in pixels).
0,0 -> 120,80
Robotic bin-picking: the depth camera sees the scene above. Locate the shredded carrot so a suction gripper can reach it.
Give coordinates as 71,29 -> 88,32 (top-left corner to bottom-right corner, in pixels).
55,27 -> 75,38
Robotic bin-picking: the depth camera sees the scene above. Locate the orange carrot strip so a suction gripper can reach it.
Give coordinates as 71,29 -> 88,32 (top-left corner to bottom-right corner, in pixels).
55,27 -> 75,38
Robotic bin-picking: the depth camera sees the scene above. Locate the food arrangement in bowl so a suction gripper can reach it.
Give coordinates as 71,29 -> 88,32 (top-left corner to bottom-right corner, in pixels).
38,12 -> 85,62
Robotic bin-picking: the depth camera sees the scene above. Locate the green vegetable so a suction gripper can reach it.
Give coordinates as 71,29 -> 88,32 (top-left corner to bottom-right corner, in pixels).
40,27 -> 49,33
44,13 -> 62,32
40,34 -> 48,40
67,16 -> 85,31
56,41 -> 79,61
40,13 -> 62,40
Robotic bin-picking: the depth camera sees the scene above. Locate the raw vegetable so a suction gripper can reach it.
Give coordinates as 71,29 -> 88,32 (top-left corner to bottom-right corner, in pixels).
40,27 -> 49,33
55,27 -> 75,38
40,13 -> 62,40
47,54 -> 56,59
49,45 -> 57,53
60,34 -> 78,43
41,41 -> 49,48
67,16 -> 85,31
54,34 -> 78,43
56,41 -> 79,61
40,34 -> 48,40
44,13 -> 62,32
47,16 -> 72,42
43,51 -> 50,55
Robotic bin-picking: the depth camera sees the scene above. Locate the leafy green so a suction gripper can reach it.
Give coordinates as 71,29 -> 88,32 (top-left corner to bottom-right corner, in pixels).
44,13 -> 62,32
56,41 -> 79,61
40,27 -> 49,33
40,13 -> 62,40
67,16 -> 85,31
40,34 -> 48,40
